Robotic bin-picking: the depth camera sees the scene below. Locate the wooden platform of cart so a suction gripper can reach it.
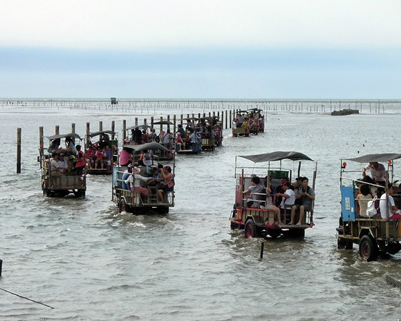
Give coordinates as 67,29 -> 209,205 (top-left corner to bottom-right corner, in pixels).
87,168 -> 112,175
177,149 -> 200,154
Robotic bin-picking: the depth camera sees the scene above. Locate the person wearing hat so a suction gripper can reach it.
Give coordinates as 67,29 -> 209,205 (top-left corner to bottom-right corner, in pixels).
125,166 -> 153,198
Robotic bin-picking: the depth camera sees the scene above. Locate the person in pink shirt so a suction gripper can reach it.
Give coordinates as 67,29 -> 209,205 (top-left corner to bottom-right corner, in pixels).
119,148 -> 132,166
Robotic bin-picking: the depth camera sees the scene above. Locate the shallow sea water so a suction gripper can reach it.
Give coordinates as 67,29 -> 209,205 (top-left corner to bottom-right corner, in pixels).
1,106 -> 401,320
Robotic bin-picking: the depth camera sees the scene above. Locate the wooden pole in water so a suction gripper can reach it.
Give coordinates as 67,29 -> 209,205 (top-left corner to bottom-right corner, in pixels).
135,118 -> 138,127
86,122 -> 90,147
0,259 -> 2,276
160,117 -> 163,132
260,242 -> 264,259
55,125 -> 59,135
180,114 -> 183,125
99,121 -> 103,131
17,128 -> 21,174
122,120 -> 126,140
39,127 -> 44,156
229,110 -> 232,128
225,110 -> 228,129
173,115 -> 176,134
150,117 -> 154,130
167,115 -> 170,131
144,118 -> 147,127
111,121 -> 115,140
71,123 -> 75,134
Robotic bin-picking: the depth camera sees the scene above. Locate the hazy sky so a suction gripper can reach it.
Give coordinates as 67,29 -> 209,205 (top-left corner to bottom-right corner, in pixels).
1,0 -> 400,99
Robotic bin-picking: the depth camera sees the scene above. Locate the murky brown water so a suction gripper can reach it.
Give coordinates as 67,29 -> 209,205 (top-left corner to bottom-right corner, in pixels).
1,105 -> 401,320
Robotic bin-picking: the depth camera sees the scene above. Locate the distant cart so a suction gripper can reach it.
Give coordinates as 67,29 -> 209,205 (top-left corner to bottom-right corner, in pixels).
337,153 -> 401,261
112,142 -> 175,214
247,108 -> 265,134
85,130 -> 118,175
39,133 -> 86,197
230,151 -> 317,239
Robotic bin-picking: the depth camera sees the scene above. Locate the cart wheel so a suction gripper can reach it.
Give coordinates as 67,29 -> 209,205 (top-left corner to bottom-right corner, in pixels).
118,198 -> 126,213
359,235 -> 378,261
245,219 -> 258,238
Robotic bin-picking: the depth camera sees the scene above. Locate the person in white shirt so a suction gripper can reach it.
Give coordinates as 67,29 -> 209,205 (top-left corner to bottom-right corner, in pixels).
380,184 -> 400,218
275,182 -> 296,224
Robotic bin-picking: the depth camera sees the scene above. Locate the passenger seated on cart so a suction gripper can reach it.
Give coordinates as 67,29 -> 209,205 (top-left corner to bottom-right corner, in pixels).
289,177 -> 315,225
272,178 -> 289,207
237,114 -> 244,126
125,166 -> 153,198
275,182 -> 295,224
361,175 -> 378,197
379,184 -> 401,219
357,184 -> 373,217
75,145 -> 86,175
163,130 -> 173,149
177,124 -> 186,139
190,130 -> 201,152
104,145 -> 113,170
264,180 -> 282,226
175,132 -> 186,151
95,147 -> 105,169
57,153 -> 68,174
158,166 -> 174,203
243,176 -> 265,208
146,166 -> 162,191
50,153 -> 65,176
